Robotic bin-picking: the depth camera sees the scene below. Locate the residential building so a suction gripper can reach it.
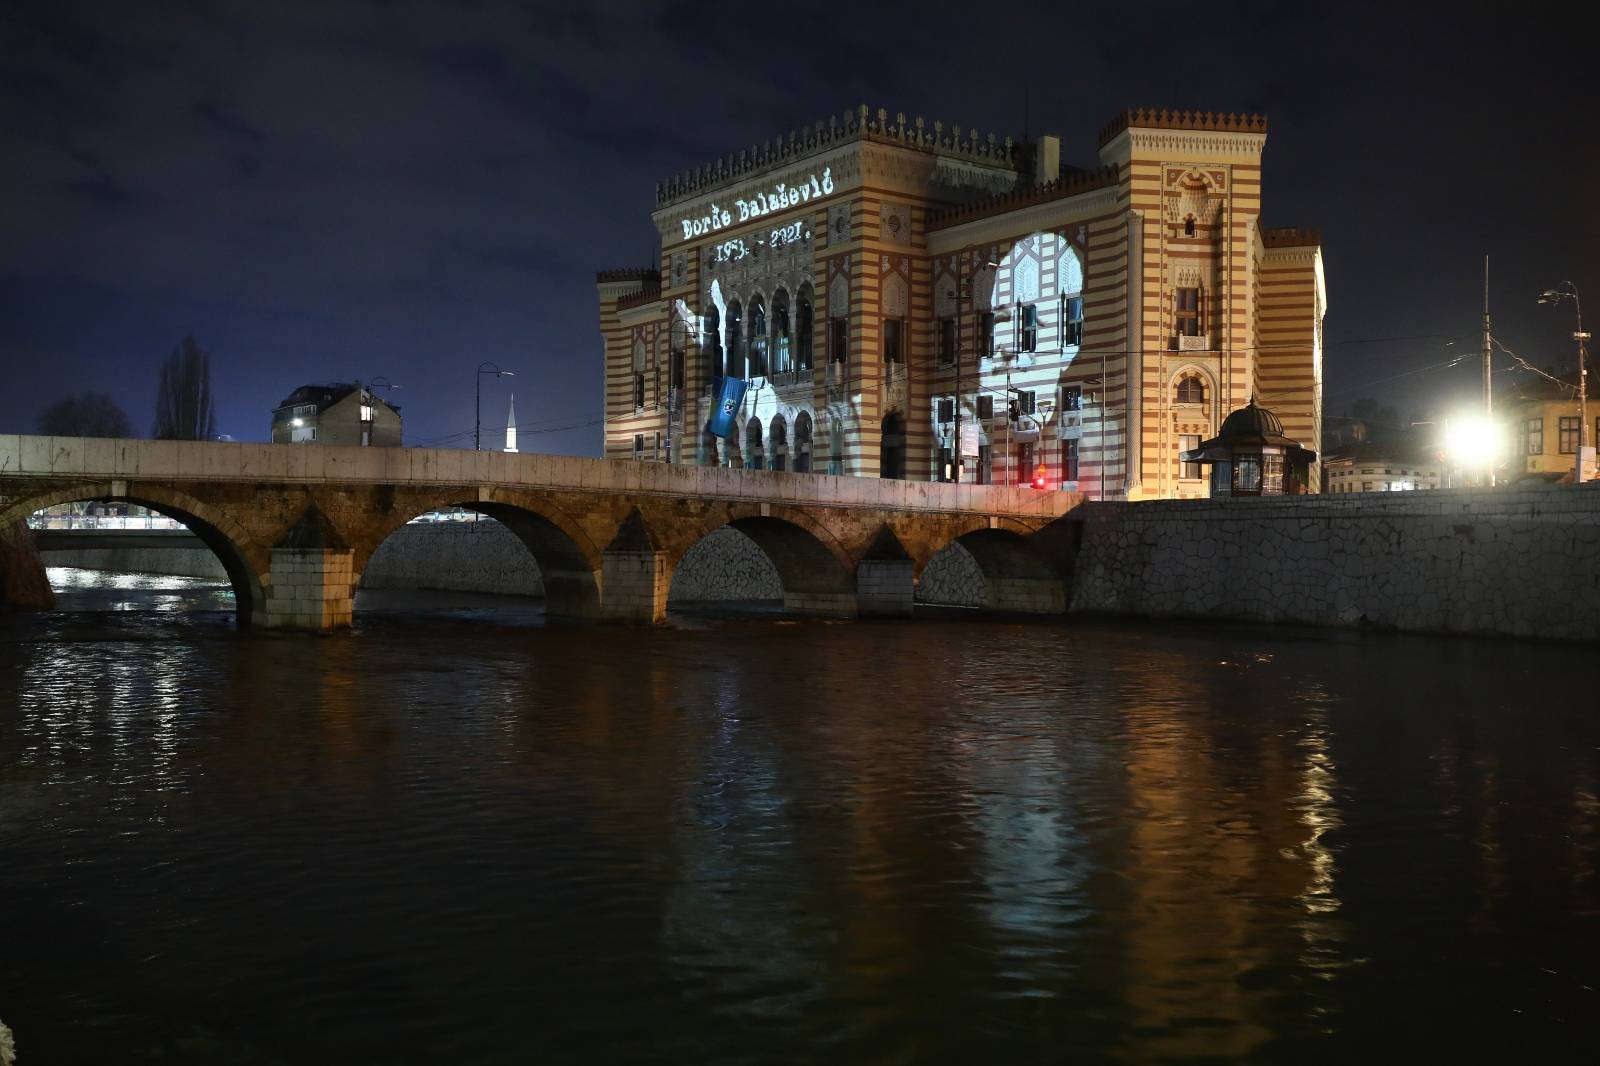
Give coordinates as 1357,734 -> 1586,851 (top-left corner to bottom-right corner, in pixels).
596,105 -> 1326,498
270,383 -> 402,446
1323,441 -> 1442,493
1502,376 -> 1595,483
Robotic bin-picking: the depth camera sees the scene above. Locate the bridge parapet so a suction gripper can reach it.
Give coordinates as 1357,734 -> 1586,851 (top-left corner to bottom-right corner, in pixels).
1,434 -> 1085,630
0,435 -> 1069,520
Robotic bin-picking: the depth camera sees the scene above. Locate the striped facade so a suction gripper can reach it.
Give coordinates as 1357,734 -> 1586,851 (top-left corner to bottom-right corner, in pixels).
595,107 -> 1326,499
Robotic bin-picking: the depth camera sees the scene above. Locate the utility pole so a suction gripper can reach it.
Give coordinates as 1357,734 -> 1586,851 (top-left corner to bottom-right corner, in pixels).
1579,296 -> 1590,485
1483,255 -> 1494,486
1539,283 -> 1590,484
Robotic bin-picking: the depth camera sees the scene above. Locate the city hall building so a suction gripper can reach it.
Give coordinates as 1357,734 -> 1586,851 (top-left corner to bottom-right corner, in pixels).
596,105 -> 1327,498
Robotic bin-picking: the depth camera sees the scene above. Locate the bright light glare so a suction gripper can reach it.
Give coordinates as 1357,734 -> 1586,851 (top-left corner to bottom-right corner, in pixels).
291,417 -> 303,427
1445,415 -> 1503,466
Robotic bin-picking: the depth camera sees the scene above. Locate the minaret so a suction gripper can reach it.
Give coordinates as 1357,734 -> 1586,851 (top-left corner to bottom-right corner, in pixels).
503,394 -> 518,453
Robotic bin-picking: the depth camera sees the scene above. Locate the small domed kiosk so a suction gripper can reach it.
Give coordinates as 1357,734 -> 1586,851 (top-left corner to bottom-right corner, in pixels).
1180,397 -> 1317,496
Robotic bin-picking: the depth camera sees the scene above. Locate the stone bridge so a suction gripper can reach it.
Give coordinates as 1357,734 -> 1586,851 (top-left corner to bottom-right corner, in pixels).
2,435 -> 1083,629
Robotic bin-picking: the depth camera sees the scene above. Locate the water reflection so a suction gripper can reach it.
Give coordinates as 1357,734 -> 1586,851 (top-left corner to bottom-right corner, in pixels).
1,594 -> 1597,1062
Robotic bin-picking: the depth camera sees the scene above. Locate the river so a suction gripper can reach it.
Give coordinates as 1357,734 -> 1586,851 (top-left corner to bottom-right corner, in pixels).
1,572 -> 1596,1063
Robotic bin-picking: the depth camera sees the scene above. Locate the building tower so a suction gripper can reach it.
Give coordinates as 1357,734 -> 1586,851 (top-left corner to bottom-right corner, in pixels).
504,394 -> 518,453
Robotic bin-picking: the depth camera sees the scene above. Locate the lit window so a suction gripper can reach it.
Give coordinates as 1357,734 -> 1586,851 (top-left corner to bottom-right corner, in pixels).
360,404 -> 374,422
1180,434 -> 1201,479
1176,287 -> 1201,337
1062,296 -> 1083,347
1559,416 -> 1580,453
1524,417 -> 1543,455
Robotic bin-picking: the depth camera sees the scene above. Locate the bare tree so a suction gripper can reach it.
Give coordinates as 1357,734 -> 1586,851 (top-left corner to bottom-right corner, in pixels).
153,335 -> 217,441
37,392 -> 134,438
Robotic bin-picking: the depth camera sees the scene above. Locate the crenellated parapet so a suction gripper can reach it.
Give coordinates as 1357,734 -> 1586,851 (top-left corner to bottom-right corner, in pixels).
655,104 -> 1019,207
1097,109 -> 1268,147
595,267 -> 658,284
1262,227 -> 1322,248
925,165 -> 1121,232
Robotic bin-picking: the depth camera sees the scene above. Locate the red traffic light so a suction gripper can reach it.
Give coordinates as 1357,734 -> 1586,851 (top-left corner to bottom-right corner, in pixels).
1032,465 -> 1047,490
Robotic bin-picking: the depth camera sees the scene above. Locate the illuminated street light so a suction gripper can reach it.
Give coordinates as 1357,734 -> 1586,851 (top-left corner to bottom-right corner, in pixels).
476,362 -> 515,451
1443,413 -> 1505,478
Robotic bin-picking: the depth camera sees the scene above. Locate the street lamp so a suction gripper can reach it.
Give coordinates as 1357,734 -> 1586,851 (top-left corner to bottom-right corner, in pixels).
1538,283 -> 1590,483
476,362 -> 515,451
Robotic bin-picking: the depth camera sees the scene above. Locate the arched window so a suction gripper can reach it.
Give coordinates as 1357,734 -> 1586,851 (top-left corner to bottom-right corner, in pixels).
796,285 -> 814,370
748,294 -> 768,377
794,410 -> 813,473
1176,376 -> 1205,405
744,417 -> 764,470
726,300 -> 744,379
772,289 -> 791,374
702,305 -> 722,389
769,413 -> 788,471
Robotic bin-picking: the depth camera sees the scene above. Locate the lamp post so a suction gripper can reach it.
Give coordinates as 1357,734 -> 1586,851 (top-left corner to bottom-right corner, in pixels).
476,362 -> 515,451
1538,283 -> 1589,483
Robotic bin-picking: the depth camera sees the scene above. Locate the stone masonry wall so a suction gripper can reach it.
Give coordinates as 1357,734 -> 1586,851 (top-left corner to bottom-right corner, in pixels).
666,525 -> 783,602
914,541 -> 986,607
362,520 -> 545,595
1070,484 -> 1600,642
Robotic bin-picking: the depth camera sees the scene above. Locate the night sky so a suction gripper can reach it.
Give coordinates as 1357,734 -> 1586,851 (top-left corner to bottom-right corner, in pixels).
3,1 -> 1595,452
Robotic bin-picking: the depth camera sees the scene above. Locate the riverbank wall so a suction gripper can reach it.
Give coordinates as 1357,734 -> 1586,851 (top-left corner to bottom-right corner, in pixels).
1069,483 -> 1600,642
38,483 -> 1600,641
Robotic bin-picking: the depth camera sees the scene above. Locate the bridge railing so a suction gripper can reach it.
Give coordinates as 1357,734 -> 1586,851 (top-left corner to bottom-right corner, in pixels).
0,435 -> 1081,519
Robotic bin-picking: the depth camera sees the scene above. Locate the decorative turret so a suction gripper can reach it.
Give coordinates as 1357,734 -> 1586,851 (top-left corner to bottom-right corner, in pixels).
504,394 -> 517,454
1181,397 -> 1317,496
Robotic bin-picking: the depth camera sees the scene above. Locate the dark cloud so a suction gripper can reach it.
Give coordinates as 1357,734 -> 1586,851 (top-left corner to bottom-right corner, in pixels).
0,0 -> 1595,448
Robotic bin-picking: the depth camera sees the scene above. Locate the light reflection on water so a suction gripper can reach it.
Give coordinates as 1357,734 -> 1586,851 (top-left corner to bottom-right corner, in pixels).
1,579 -> 1597,1063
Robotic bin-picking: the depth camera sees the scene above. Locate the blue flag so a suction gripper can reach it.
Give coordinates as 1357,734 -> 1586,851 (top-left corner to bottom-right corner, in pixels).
707,376 -> 748,439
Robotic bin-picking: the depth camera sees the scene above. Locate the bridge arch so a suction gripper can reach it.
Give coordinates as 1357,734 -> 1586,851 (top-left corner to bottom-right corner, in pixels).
916,520 -> 1065,614
665,508 -> 857,617
355,491 -> 603,619
4,482 -> 267,626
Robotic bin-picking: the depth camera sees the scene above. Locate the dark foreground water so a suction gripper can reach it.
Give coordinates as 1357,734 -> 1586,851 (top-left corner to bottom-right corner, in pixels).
2,573 -> 1597,1064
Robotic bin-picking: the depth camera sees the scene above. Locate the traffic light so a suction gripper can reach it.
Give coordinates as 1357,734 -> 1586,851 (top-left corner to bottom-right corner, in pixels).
1008,399 -> 1019,421
1032,464 -> 1047,490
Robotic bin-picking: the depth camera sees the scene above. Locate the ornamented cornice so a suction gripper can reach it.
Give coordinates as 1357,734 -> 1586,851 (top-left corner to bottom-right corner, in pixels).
1262,227 -> 1322,248
596,267 -> 657,284
615,284 -> 663,312
656,104 -> 1018,208
925,166 -> 1120,232
1098,109 -> 1268,147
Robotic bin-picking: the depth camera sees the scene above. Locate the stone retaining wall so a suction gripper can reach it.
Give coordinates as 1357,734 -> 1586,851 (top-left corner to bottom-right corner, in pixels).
43,546 -> 228,580
1070,483 -> 1600,642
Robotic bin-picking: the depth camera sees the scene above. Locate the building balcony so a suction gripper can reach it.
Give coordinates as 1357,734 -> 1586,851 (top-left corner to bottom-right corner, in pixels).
1174,334 -> 1211,352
